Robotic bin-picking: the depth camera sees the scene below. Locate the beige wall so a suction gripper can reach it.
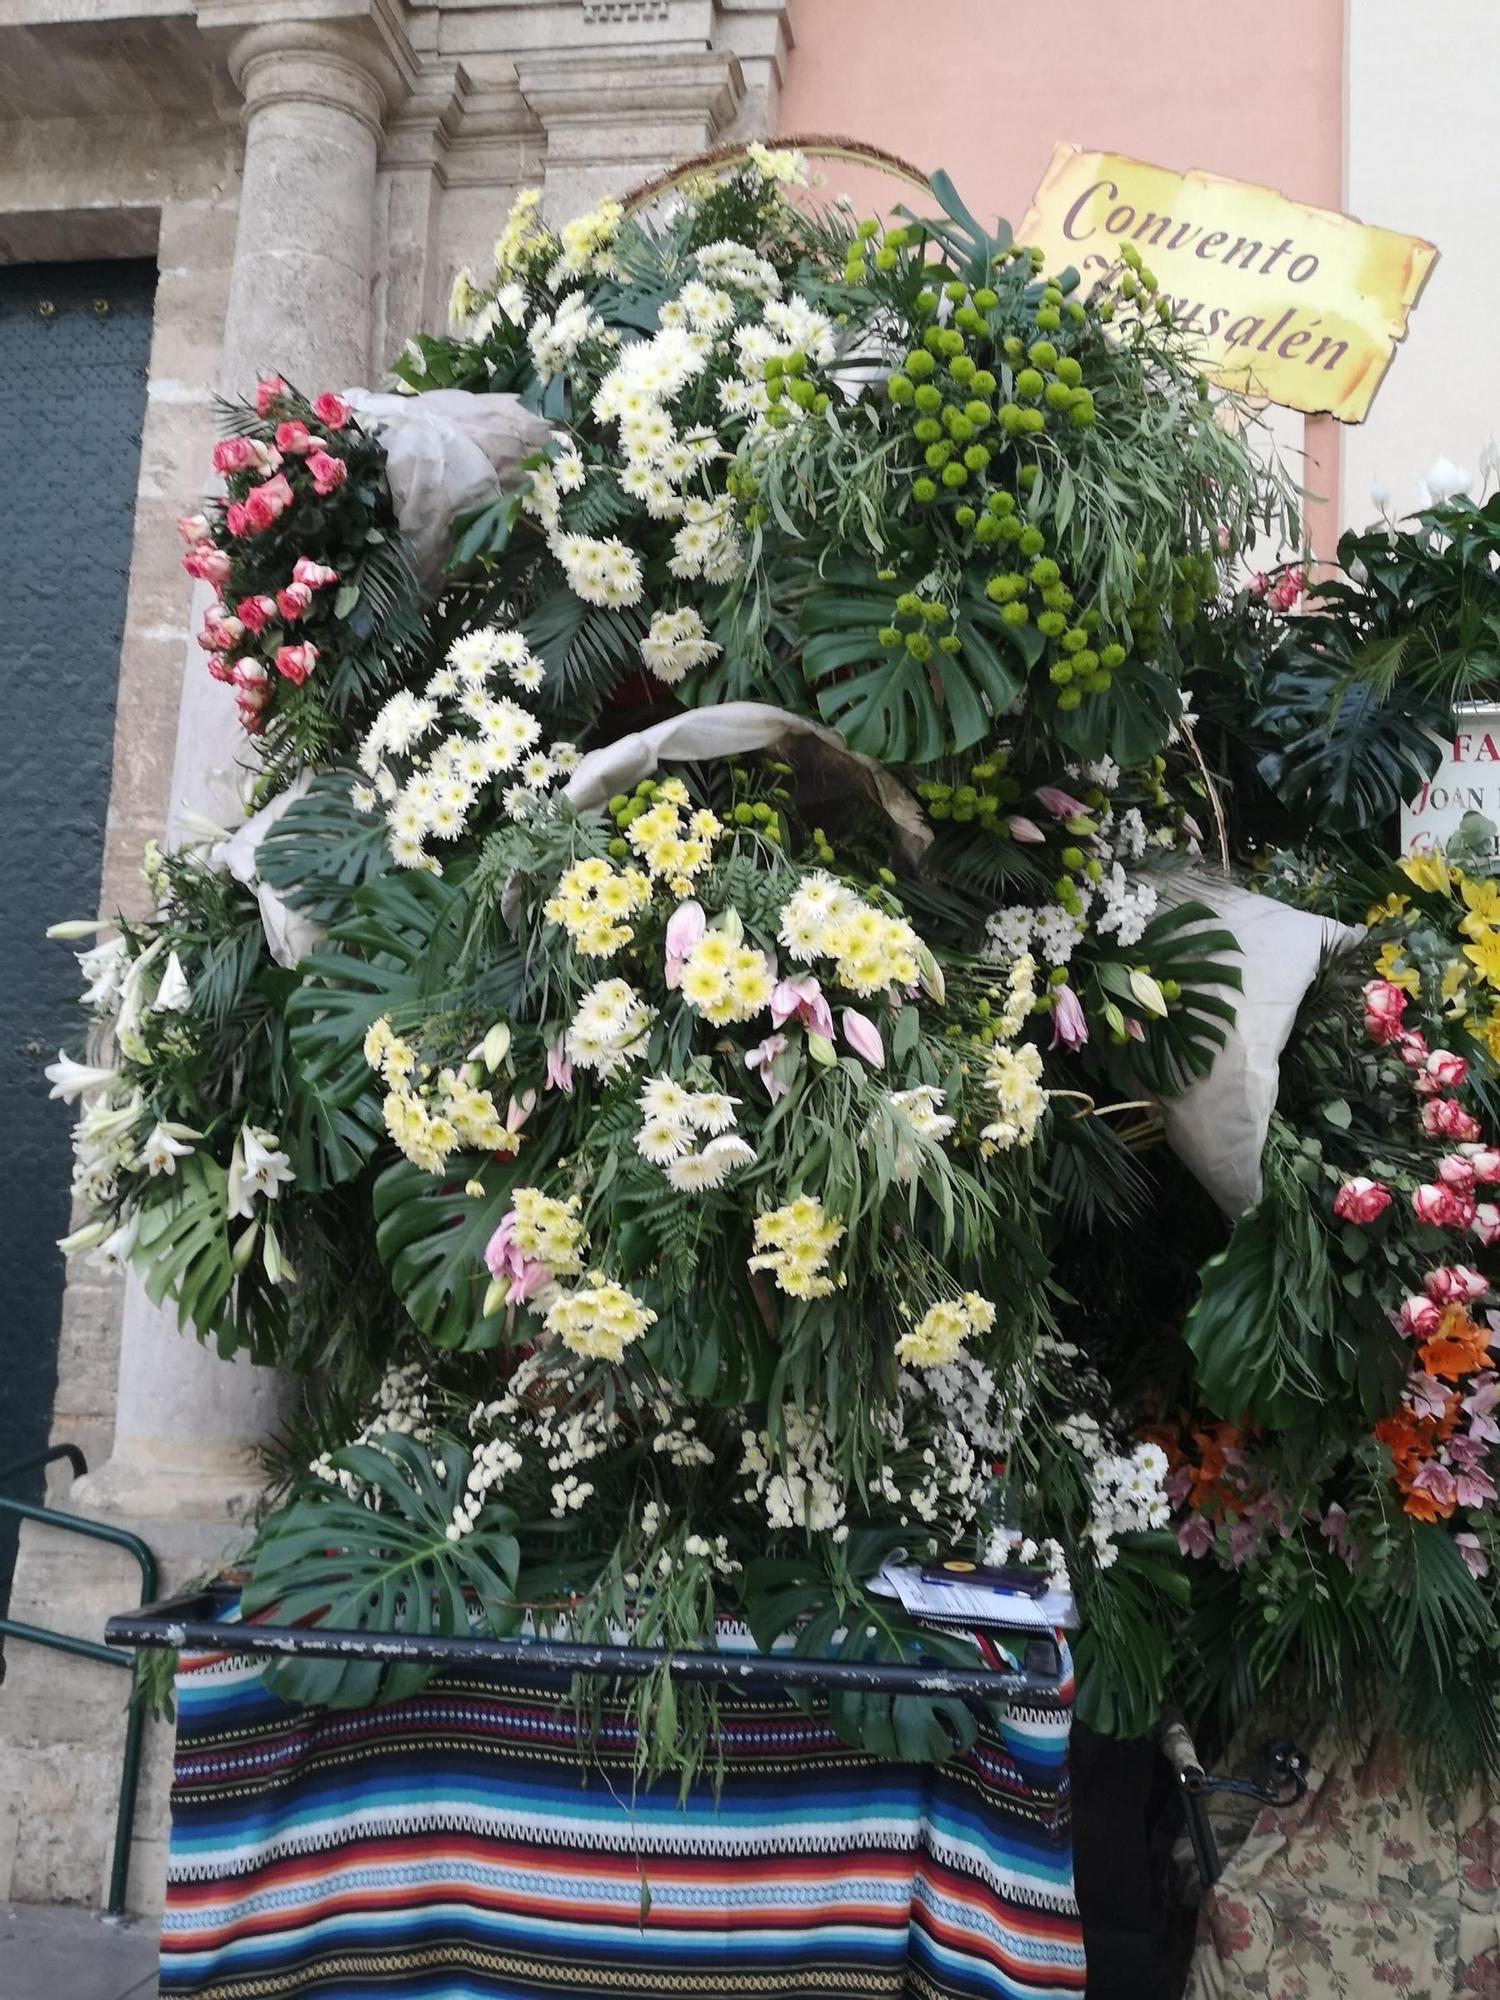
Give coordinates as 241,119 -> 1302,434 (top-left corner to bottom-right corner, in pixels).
775,0 -> 1349,555
1342,0 -> 1500,530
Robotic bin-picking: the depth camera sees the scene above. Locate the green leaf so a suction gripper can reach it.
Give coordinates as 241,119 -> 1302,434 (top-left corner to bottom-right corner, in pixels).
372,1150 -> 525,1349
132,1156 -> 237,1352
243,1432 -> 520,1707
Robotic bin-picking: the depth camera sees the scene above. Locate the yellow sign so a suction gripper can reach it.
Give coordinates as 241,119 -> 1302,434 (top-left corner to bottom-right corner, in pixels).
1019,144 -> 1437,423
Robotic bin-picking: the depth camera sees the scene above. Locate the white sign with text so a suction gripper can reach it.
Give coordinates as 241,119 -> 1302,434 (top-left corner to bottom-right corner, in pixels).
1401,705 -> 1500,860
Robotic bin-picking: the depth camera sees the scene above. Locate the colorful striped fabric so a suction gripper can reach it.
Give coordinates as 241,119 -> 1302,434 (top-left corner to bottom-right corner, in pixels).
160,1637 -> 1085,1998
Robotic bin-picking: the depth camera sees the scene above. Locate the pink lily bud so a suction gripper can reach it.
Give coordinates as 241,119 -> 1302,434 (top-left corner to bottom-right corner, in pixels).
664,898 -> 707,989
1049,984 -> 1089,1051
1036,785 -> 1087,819
1008,816 -> 1045,843
841,1008 -> 885,1067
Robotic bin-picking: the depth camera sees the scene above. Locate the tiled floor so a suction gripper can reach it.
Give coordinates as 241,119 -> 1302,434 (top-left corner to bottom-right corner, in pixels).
0,1902 -> 158,2000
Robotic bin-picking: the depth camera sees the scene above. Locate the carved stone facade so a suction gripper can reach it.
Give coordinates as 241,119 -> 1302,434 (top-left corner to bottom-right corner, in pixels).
0,0 -> 790,1913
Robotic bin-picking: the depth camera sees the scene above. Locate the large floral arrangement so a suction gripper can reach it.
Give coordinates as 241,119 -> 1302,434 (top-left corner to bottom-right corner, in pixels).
52,146 -> 1500,1777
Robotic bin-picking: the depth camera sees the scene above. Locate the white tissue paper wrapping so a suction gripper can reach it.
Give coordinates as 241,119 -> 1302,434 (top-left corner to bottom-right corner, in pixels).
1156,870 -> 1364,1216
209,770 -> 324,971
342,388 -> 554,584
563,702 -> 932,860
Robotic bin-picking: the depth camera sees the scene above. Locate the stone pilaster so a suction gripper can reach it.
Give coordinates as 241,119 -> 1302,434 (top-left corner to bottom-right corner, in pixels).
519,46 -> 743,217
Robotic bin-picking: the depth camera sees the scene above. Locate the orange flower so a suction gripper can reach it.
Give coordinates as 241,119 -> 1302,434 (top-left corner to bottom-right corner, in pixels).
1402,1486 -> 1452,1523
1417,1305 -> 1493,1382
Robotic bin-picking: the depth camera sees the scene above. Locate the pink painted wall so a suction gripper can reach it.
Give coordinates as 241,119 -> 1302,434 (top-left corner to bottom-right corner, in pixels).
776,0 -> 1346,552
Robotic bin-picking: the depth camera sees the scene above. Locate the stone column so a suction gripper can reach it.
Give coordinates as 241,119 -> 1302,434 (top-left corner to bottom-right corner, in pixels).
90,10 -> 415,1534
0,7 -> 414,1914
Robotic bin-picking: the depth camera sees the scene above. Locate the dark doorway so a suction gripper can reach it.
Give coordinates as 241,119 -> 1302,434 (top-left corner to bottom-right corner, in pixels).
0,259 -> 156,1611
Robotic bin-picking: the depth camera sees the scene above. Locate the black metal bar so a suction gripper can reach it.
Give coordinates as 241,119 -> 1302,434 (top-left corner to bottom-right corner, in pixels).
0,1482 -> 159,1918
106,1589 -> 1069,1706
0,1617 -> 130,1672
0,1442 -> 89,1489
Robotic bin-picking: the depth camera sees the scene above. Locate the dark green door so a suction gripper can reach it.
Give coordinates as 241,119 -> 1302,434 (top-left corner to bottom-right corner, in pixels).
0,261 -> 156,1609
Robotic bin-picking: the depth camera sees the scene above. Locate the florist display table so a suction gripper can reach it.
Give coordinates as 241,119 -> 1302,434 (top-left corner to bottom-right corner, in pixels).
110,1591 -> 1085,2000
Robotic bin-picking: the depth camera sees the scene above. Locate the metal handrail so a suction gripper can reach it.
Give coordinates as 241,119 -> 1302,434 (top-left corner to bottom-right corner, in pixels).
0,1450 -> 159,1919
107,1583 -> 1070,1704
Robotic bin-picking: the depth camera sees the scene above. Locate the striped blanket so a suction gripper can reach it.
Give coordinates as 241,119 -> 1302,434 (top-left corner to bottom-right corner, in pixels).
160,1641 -> 1085,1998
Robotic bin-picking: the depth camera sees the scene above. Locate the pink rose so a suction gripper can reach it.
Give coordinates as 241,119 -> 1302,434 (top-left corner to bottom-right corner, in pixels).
1361,979 -> 1409,1044
306,449 -> 347,497
745,1032 -> 790,1103
274,420 -> 322,457
212,436 -> 259,476
255,376 -> 289,417
663,899 -> 706,990
1216,524 -> 1232,553
771,974 -> 835,1042
311,392 -> 352,430
1049,983 -> 1089,1051
235,692 -> 268,732
274,641 -> 318,685
236,594 -> 278,635
1247,571 -> 1270,602
1473,1204 -> 1500,1248
205,656 -> 236,683
292,555 -> 339,590
276,581 -> 314,622
1398,1029 -> 1429,1068
1465,1147 -> 1500,1184
1333,1176 -> 1392,1225
841,1008 -> 885,1067
182,542 -> 231,587
1423,1098 -> 1483,1142
244,471 -> 295,534
177,512 -> 211,544
198,612 -> 244,653
1419,1049 -> 1470,1096
1399,1294 -> 1444,1340
1425,1265 -> 1489,1304
224,501 -> 251,537
1440,1154 -> 1479,1195
1414,1182 -> 1476,1229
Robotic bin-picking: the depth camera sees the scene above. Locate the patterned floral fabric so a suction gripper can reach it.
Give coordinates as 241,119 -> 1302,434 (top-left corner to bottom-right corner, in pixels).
1189,1730 -> 1500,1999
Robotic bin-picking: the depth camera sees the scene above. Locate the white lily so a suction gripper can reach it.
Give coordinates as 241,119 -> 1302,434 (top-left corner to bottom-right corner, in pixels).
137,1123 -> 195,1177
57,1218 -> 112,1256
1425,456 -> 1472,504
89,1219 -> 139,1274
45,1053 -> 118,1103
227,1124 -> 295,1217
46,919 -> 110,941
78,935 -> 126,1011
151,950 -> 193,1013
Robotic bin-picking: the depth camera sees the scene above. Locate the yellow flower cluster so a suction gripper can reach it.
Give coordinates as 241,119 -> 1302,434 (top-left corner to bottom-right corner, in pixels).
895,1293 -> 997,1368
365,1017 -> 513,1173
979,1041 -> 1048,1154
679,931 -> 776,1025
626,779 -> 722,895
748,1196 -> 845,1301
510,1187 -> 585,1277
494,188 -> 552,278
777,872 -> 922,998
1387,859 -> 1500,1056
544,1276 -> 657,1362
557,197 -> 624,277
994,953 -> 1037,1037
543,856 -> 653,957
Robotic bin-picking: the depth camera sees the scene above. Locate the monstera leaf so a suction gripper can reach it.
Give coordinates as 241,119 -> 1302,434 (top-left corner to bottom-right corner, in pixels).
132,1155 -> 239,1355
372,1148 -> 536,1350
800,562 -> 1039,763
243,1431 -> 521,1707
